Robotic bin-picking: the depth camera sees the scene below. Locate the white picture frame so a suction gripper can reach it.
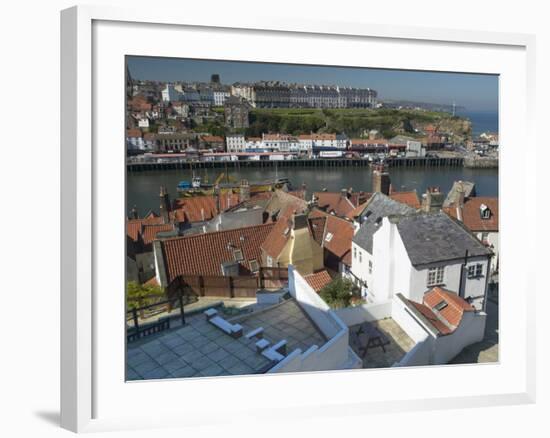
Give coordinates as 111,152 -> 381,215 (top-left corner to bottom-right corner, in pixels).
60,5 -> 536,433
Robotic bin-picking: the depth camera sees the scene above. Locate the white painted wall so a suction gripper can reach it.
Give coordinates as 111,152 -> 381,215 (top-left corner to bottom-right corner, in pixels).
393,337 -> 433,367
432,311 -> 487,364
334,300 -> 393,327
288,266 -> 343,338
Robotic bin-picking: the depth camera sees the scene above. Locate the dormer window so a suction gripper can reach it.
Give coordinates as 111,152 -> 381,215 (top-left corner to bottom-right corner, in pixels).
479,204 -> 491,219
249,259 -> 259,273
233,249 -> 244,262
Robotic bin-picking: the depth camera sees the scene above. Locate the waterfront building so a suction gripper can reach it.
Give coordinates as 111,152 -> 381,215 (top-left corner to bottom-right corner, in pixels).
150,132 -> 197,152
261,133 -> 300,152
200,135 -> 225,151
226,134 -> 246,152
245,136 -> 263,151
126,128 -> 151,152
297,133 -> 348,151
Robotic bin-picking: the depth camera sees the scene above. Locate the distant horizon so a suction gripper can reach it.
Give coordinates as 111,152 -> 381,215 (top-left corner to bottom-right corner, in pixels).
127,56 -> 499,112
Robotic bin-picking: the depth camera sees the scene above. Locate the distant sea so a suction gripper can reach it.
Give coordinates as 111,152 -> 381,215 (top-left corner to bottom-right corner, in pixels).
456,110 -> 499,136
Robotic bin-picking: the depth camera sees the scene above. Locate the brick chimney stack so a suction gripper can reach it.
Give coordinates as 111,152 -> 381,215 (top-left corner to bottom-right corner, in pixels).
372,164 -> 391,195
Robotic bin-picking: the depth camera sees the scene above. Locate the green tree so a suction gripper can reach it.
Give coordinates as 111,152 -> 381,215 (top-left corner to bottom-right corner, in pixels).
319,277 -> 355,309
126,281 -> 165,311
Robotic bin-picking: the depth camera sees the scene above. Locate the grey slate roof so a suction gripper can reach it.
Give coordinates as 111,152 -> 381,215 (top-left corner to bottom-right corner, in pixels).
390,211 -> 492,266
352,192 -> 416,253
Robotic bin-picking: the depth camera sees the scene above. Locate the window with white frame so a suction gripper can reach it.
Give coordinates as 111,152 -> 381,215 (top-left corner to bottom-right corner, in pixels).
249,259 -> 259,273
266,256 -> 273,267
368,260 -> 373,274
467,263 -> 483,278
427,266 -> 445,287
353,246 -> 357,259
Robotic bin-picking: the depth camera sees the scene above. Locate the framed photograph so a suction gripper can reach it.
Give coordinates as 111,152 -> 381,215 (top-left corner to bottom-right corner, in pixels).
61,5 -> 536,433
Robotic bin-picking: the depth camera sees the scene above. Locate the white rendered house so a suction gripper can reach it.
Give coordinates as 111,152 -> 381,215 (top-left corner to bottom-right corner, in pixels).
351,202 -> 492,310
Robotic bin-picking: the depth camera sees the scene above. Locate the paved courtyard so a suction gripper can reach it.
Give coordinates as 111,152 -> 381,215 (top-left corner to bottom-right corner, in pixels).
349,318 -> 415,368
127,298 -> 328,380
232,299 -> 326,353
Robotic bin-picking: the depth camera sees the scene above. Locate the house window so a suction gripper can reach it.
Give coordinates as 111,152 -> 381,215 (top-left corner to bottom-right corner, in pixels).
467,263 -> 483,279
249,259 -> 259,273
359,252 -> 362,263
368,260 -> 373,274
434,300 -> 448,311
266,256 -> 273,267
233,249 -> 244,262
325,232 -> 334,242
479,204 -> 491,219
427,266 -> 445,287
481,232 -> 489,244
353,247 -> 357,259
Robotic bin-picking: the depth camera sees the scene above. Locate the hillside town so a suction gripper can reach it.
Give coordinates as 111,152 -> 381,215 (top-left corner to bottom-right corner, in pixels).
126,72 -> 499,166
126,165 -> 499,379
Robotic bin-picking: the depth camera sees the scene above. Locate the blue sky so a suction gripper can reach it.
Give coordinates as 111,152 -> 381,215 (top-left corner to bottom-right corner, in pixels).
127,56 -> 498,112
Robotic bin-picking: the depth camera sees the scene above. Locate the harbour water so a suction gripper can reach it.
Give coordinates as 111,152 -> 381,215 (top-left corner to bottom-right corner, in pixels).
127,166 -> 498,216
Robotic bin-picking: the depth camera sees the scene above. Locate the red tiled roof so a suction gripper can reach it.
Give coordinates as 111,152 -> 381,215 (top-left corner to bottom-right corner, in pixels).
288,190 -> 306,200
201,135 -> 224,142
127,221 -> 143,242
161,223 -> 275,282
424,287 -> 474,328
309,209 -> 354,265
141,224 -> 174,245
389,190 -> 421,209
298,133 -> 337,141
350,138 -> 390,145
261,207 -> 295,259
409,301 -> 452,335
171,194 -> 241,223
409,287 -> 474,336
444,197 -> 498,232
127,213 -> 164,242
304,270 -> 332,292
345,199 -> 370,220
308,216 -> 327,246
263,133 -> 295,141
127,128 -> 142,138
314,191 -> 367,217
